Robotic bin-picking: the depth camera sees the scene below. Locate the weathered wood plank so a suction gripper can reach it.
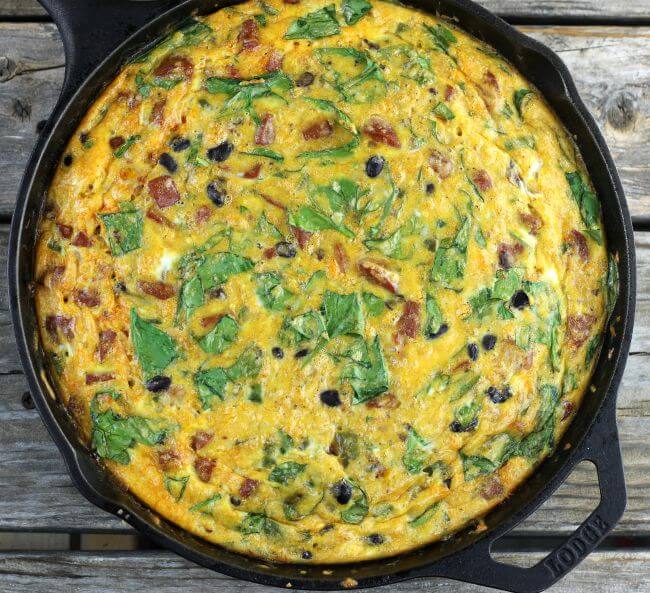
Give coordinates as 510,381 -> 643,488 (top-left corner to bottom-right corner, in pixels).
0,223 -> 649,533
4,0 -> 650,20
0,24 -> 650,219
1,549 -> 649,592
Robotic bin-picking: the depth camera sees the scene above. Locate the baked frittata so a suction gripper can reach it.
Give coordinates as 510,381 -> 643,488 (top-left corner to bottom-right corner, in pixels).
34,0 -> 618,563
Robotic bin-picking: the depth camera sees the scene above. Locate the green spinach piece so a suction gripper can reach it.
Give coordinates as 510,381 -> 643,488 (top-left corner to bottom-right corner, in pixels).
100,203 -> 143,256
240,512 -> 281,536
423,23 -> 457,56
255,271 -> 295,311
362,292 -> 385,317
513,89 -> 534,119
297,97 -> 360,158
190,493 -> 222,515
409,502 -> 441,527
284,4 -> 340,39
164,475 -> 189,501
196,252 -> 254,290
402,427 -> 429,474
430,217 -> 470,288
269,461 -> 307,484
322,291 -> 364,339
197,315 -> 239,354
330,431 -> 360,466
280,311 -> 327,345
130,309 -> 179,379
424,293 -> 444,337
241,148 -> 285,162
340,484 -> 368,524
176,276 -> 204,325
113,134 -> 140,158
342,0 -> 372,24
565,171 -> 602,244
433,102 -> 455,120
288,206 -> 355,238
342,336 -> 389,404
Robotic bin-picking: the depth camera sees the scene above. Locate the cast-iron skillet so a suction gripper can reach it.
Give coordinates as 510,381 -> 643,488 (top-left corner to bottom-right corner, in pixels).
8,0 -> 636,590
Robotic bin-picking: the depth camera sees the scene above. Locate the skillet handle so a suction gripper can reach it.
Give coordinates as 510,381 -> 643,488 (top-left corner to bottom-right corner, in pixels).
38,0 -> 178,113
426,395 -> 626,593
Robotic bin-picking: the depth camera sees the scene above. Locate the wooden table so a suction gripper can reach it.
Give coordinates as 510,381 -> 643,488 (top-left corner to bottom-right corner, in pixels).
1,1 -> 649,591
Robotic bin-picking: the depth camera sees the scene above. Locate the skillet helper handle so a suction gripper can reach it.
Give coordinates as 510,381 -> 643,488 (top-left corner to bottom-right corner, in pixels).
38,0 -> 177,112
429,396 -> 626,593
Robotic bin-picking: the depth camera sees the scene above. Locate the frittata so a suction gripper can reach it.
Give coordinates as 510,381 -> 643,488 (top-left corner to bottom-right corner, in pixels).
34,0 -> 618,563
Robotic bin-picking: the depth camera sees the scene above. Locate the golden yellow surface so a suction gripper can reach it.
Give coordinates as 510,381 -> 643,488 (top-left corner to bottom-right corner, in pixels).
34,0 -> 615,563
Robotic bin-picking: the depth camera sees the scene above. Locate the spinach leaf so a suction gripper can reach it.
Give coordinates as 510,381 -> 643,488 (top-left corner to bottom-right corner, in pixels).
433,102 -> 455,120
342,0 -> 372,24
248,383 -> 263,403
585,334 -> 603,367
256,211 -> 283,240
164,475 -> 189,501
130,309 -> 179,378
241,147 -> 285,162
461,454 -> 496,481
176,275 -> 204,325
269,461 -> 307,484
205,71 -> 292,123
288,206 -> 355,238
423,23 -> 457,56
536,384 -> 559,429
342,336 -> 389,404
513,89 -> 534,119
363,218 -> 418,260
340,484 -> 368,524
379,45 -> 435,86
100,203 -> 143,256
565,171 -> 602,243
194,345 -> 263,409
194,367 -> 229,409
255,271 -> 295,310
298,97 -> 360,158
280,311 -> 327,345
330,430 -> 360,466
362,292 -> 385,317
424,293 -> 444,337
227,345 -> 264,380
91,401 -> 168,465
430,217 -> 470,288
318,178 -> 367,214
196,252 -> 254,290
402,427 -> 429,474
113,134 -> 140,158
322,291 -> 364,339
518,420 -> 554,460
240,512 -> 281,536
284,4 -> 340,40
452,399 -> 481,431
198,315 -> 238,354
189,493 -> 222,515
409,502 -> 441,527
314,48 -> 385,104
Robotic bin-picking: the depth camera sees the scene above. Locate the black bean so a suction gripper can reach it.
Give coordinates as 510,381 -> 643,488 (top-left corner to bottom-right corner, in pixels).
207,181 -> 226,207
295,348 -> 310,359
79,132 -> 90,145
158,152 -> 178,173
170,137 -> 191,152
296,71 -> 315,87
482,334 -> 497,350
145,375 -> 171,393
365,155 -> 385,178
510,290 -> 530,310
272,346 -> 284,359
450,418 -> 478,433
425,182 -> 435,194
467,343 -> 479,361
230,495 -> 242,506
63,154 -> 73,167
426,323 -> 449,339
443,477 -> 452,488
487,385 -> 512,404
320,389 -> 341,407
207,141 -> 233,162
334,480 -> 352,505
301,551 -> 313,560
367,533 -> 385,545
275,241 -> 297,258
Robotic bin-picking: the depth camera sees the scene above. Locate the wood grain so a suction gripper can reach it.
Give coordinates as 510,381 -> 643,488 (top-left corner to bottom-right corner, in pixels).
0,224 -> 649,534
0,24 -> 650,219
3,0 -> 650,20
1,549 -> 650,593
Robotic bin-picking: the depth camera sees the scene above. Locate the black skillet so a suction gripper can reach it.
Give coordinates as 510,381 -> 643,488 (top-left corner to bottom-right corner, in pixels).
8,0 -> 636,590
